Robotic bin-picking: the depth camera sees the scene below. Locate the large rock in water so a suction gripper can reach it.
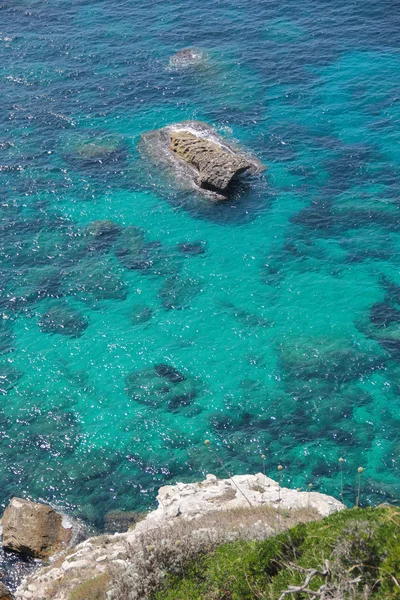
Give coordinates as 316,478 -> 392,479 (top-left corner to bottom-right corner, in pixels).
169,131 -> 251,193
138,121 -> 265,200
2,498 -> 73,559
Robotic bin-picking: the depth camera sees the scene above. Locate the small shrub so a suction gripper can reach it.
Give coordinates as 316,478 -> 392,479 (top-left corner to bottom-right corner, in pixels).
108,505 -> 319,600
68,573 -> 109,600
152,507 -> 400,600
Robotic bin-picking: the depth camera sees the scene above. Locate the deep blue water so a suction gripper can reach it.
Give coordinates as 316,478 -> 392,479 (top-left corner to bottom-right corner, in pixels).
0,0 -> 399,543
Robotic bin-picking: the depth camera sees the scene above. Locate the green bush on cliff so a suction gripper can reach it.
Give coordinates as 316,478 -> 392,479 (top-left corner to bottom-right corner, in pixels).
153,506 -> 400,599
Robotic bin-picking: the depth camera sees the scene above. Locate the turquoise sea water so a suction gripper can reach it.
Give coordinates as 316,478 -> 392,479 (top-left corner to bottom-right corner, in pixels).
0,0 -> 400,533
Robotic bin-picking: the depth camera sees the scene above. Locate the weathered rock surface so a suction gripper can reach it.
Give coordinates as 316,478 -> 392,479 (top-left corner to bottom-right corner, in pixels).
0,583 -> 13,600
138,120 -> 265,200
134,473 -> 344,532
2,498 -> 73,559
14,474 -> 344,600
169,131 -> 252,193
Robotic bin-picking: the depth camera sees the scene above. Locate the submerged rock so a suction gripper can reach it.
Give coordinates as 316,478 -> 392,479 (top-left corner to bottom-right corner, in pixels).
158,275 -> 201,310
114,228 -> 175,276
177,241 -> 207,256
86,220 -> 121,251
154,363 -> 185,383
130,304 -> 153,325
138,120 -> 265,200
67,134 -> 126,163
2,498 -> 73,559
0,322 -> 14,356
168,47 -> 208,70
0,363 -> 22,395
39,303 -> 88,337
279,337 -> 385,385
370,302 -> 400,328
221,300 -> 270,328
125,365 -> 197,408
63,259 -> 128,302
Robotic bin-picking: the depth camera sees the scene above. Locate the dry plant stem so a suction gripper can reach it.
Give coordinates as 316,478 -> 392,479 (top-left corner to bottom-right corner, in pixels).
278,471 -> 282,531
278,560 -> 362,599
207,446 -> 252,506
340,463 -> 344,505
356,473 -> 361,508
244,571 -> 263,599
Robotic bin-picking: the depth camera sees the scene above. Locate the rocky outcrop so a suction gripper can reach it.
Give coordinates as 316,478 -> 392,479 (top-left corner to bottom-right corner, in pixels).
2,498 -> 73,559
134,473 -> 343,532
138,121 -> 265,200
14,474 -> 344,600
169,131 -> 253,194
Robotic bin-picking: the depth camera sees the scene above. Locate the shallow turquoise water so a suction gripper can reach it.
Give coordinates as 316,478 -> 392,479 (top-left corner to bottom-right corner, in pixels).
0,0 -> 399,527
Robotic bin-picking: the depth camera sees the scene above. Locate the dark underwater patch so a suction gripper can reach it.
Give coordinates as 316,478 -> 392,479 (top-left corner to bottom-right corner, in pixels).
0,321 -> 15,355
130,304 -> 153,325
158,275 -> 202,310
125,365 -> 198,409
114,227 -> 177,276
0,363 -> 22,395
370,302 -> 400,328
39,302 -> 88,337
154,363 -> 186,383
177,241 -> 207,256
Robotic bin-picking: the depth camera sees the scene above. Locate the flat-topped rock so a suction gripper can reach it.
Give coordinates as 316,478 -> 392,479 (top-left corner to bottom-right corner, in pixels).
134,473 -> 344,534
169,131 -> 253,193
138,120 -> 265,200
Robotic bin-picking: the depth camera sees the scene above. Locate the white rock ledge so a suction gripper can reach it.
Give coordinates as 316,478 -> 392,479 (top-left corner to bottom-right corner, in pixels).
134,472 -> 343,533
15,474 -> 344,600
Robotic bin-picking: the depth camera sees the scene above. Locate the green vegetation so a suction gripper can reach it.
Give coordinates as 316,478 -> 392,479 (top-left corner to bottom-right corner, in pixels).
69,573 -> 109,600
153,506 -> 400,599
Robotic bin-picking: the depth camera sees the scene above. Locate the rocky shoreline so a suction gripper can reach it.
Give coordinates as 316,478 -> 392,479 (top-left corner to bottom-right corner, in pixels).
10,473 -> 343,600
